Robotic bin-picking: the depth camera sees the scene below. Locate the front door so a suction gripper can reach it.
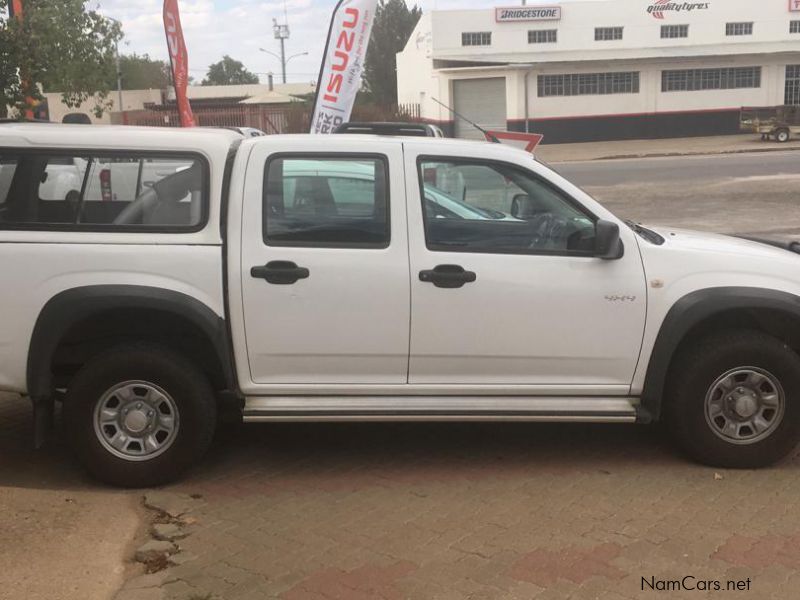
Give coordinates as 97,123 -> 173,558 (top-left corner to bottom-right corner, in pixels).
405,145 -> 647,391
240,139 -> 410,385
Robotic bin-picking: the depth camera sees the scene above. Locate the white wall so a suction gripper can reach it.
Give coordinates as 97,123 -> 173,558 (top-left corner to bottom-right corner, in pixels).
44,89 -> 163,124
431,0 -> 800,61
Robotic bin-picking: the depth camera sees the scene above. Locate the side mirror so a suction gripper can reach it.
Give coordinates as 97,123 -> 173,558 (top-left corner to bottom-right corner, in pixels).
595,219 -> 624,260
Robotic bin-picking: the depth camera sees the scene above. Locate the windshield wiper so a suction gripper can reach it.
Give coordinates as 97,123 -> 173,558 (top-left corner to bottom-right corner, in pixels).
625,220 -> 665,245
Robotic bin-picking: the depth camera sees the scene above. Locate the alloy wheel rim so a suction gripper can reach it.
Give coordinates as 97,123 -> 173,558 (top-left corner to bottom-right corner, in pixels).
93,381 -> 180,461
704,367 -> 785,445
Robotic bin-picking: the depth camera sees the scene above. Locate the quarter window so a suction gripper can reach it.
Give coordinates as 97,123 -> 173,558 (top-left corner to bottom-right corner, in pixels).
595,27 -> 623,41
528,29 -> 557,44
0,152 -> 206,229
263,156 -> 389,248
462,32 -> 491,46
726,22 -> 753,36
662,67 -> 761,92
418,159 -> 596,256
538,72 -> 639,97
661,24 -> 689,39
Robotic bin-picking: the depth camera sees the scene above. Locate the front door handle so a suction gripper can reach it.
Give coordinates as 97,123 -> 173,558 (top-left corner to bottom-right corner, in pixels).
251,261 -> 310,285
419,265 -> 477,289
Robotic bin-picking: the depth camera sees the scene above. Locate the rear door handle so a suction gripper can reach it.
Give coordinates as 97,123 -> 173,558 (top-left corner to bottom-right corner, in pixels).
251,261 -> 310,285
419,265 -> 477,289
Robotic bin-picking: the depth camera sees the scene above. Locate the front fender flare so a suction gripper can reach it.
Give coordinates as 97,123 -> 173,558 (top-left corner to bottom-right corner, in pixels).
640,286 -> 800,422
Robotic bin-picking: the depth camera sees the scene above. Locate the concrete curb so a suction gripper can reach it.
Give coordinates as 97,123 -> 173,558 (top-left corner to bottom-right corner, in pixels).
565,145 -> 800,163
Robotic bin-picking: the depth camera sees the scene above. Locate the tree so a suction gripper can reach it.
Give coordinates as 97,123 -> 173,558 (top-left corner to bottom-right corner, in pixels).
363,0 -> 421,105
201,56 -> 259,86
0,0 -> 123,118
111,53 -> 170,91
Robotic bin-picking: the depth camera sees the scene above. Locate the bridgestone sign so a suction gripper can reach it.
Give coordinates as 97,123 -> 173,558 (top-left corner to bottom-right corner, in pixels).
495,6 -> 562,22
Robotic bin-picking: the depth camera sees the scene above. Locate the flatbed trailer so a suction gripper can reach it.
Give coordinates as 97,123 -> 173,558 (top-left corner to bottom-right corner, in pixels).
740,106 -> 800,143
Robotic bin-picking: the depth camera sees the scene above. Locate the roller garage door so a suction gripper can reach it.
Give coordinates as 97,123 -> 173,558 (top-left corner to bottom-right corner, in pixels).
453,78 -> 508,140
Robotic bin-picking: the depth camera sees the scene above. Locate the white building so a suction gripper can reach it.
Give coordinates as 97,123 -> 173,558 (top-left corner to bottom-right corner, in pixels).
397,0 -> 800,142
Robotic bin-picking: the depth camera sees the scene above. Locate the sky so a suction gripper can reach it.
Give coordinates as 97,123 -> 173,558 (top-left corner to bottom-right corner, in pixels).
92,0 -> 506,86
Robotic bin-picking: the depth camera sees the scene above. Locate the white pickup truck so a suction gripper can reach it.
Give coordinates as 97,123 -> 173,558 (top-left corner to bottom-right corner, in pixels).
2,123 -> 800,487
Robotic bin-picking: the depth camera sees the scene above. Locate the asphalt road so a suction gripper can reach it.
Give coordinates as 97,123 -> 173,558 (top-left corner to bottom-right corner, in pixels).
551,150 -> 800,236
554,150 -> 800,187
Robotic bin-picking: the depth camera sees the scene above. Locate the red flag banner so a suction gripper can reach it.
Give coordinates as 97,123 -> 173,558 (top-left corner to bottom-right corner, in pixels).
163,0 -> 195,127
310,0 -> 379,134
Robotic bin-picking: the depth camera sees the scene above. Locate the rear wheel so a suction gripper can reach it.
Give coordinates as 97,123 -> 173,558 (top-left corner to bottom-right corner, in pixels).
776,128 -> 791,143
64,343 -> 217,487
666,331 -> 800,468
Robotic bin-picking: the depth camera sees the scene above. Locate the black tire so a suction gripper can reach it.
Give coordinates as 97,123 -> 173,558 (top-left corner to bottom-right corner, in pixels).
776,129 -> 791,143
63,343 -> 217,487
665,330 -> 800,469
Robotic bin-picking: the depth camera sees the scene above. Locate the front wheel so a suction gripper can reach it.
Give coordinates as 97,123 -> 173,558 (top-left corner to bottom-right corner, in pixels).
64,343 -> 217,487
666,331 -> 800,468
776,129 -> 791,143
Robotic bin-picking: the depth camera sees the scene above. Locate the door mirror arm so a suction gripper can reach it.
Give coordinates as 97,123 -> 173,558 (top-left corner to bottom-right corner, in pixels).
595,219 -> 624,260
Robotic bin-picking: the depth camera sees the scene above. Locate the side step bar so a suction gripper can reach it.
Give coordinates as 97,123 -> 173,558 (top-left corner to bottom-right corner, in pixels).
243,396 -> 640,423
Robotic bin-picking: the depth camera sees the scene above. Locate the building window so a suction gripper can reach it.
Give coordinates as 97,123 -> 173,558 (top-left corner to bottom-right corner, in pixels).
787,65 -> 800,105
462,32 -> 491,46
538,72 -> 640,97
528,29 -> 557,44
791,21 -> 800,34
726,22 -> 753,36
662,67 -> 762,92
595,27 -> 623,41
661,24 -> 689,39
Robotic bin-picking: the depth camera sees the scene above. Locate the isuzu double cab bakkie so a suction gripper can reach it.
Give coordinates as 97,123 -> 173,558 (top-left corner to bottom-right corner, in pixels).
2,123 -> 800,487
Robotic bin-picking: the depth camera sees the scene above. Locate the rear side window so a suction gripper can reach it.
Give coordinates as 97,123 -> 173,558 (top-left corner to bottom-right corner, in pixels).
263,156 -> 390,248
0,151 -> 208,230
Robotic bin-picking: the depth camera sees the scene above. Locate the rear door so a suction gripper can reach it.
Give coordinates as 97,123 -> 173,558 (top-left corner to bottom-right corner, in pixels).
238,138 -> 411,386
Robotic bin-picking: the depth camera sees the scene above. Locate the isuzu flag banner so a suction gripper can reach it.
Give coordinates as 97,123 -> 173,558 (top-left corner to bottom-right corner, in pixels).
163,0 -> 196,128
310,0 -> 378,134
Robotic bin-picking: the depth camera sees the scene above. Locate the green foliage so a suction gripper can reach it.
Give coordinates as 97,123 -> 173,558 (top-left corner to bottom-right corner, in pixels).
201,55 -> 259,86
363,0 -> 421,105
0,0 -> 123,118
112,53 -> 170,91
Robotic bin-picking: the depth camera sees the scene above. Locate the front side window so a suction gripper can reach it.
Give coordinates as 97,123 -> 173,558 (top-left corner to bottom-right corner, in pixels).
264,156 -> 389,248
418,159 -> 596,255
0,152 -> 206,229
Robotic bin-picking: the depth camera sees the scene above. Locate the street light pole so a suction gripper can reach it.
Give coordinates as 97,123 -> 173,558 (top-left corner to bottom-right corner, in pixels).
273,18 -> 291,84
258,49 -> 308,84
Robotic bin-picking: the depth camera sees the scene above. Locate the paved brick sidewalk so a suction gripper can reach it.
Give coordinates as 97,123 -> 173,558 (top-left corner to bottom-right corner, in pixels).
119,422 -> 800,600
